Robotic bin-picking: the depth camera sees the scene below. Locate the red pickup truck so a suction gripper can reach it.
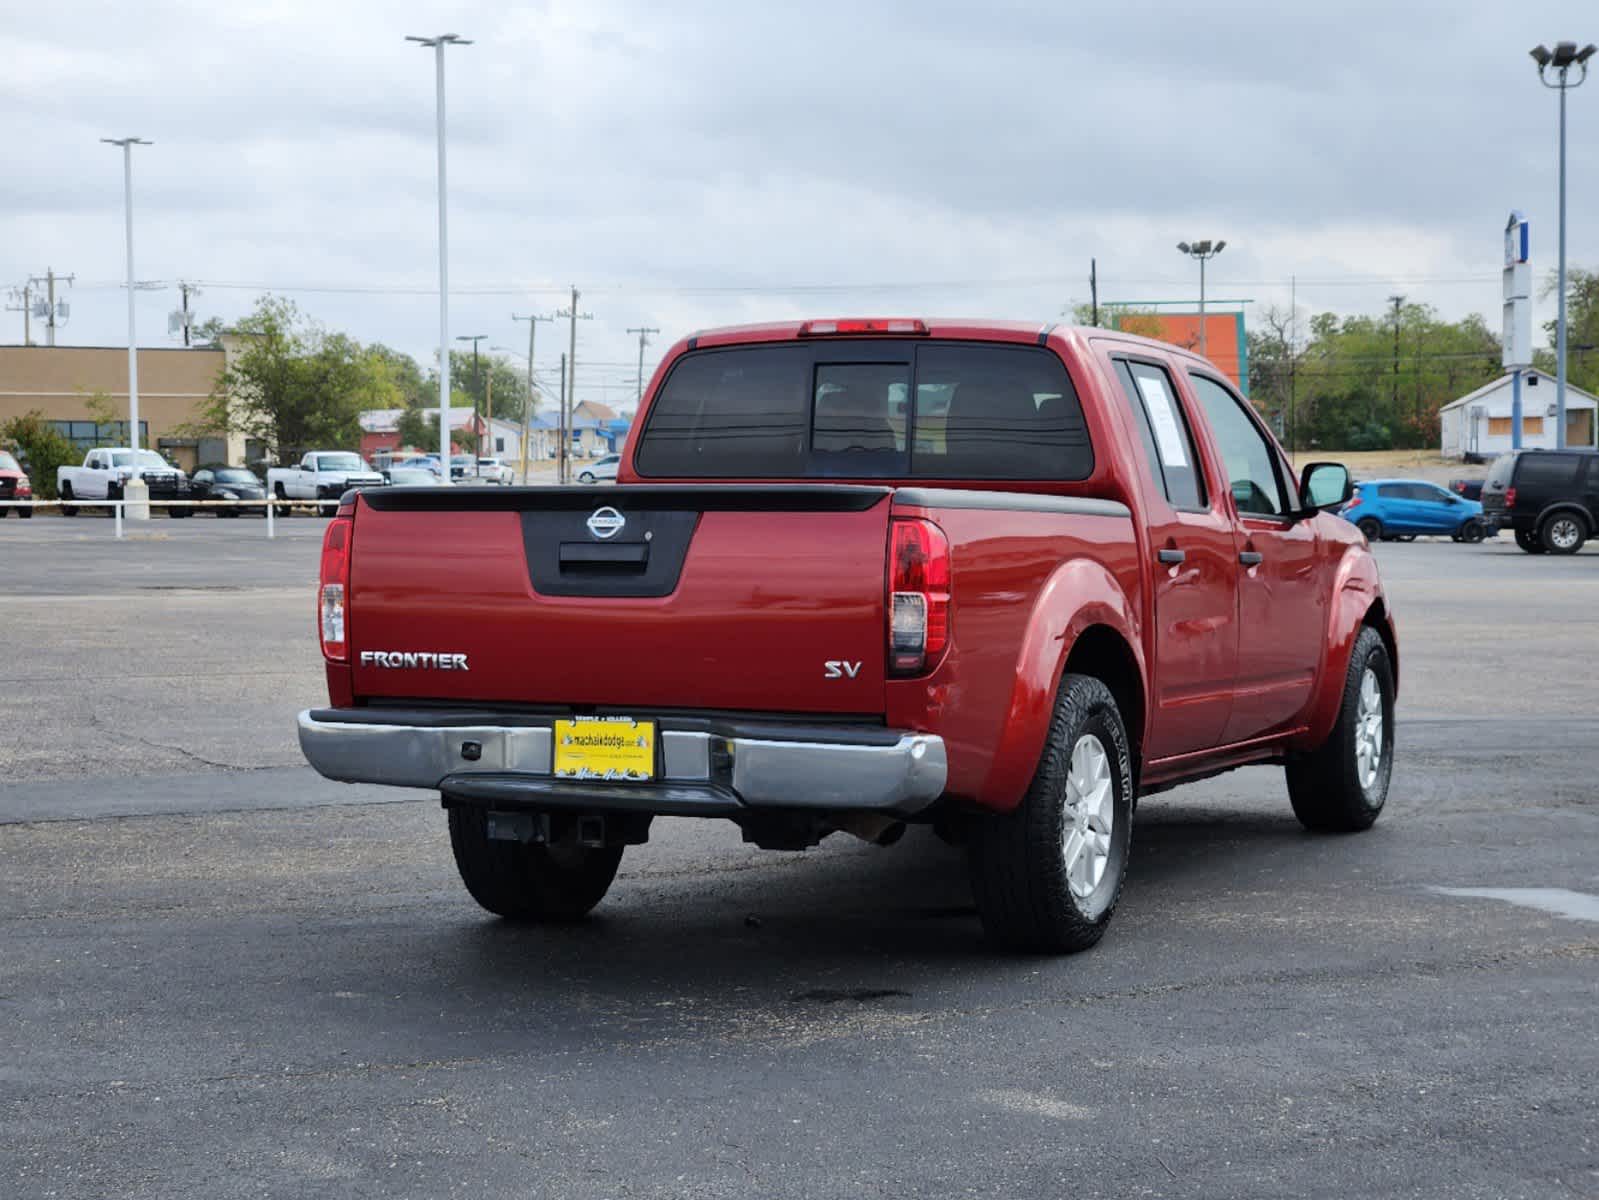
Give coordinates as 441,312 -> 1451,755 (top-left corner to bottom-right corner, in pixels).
299,319 -> 1397,953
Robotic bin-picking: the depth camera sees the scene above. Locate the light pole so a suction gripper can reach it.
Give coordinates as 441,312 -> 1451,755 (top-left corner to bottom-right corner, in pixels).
406,33 -> 472,467
101,136 -> 152,519
1177,240 -> 1226,359
456,334 -> 486,476
1531,41 -> 1595,448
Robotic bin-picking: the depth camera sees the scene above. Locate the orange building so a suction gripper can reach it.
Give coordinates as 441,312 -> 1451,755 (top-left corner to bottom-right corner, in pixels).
1107,307 -> 1249,394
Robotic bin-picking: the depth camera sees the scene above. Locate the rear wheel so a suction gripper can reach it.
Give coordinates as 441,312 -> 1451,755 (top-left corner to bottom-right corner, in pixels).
1286,625 -> 1394,832
448,807 -> 623,921
966,674 -> 1134,953
1540,512 -> 1586,555
1356,516 -> 1382,541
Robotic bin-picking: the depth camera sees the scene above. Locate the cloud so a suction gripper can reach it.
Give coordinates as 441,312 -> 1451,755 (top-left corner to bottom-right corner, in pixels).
2,0 -> 1592,395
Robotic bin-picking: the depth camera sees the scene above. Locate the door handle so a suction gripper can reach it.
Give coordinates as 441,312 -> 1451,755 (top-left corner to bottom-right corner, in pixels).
1157,548 -> 1186,565
1239,551 -> 1264,566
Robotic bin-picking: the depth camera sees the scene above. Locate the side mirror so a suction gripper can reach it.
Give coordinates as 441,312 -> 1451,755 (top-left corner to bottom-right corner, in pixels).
1299,461 -> 1352,512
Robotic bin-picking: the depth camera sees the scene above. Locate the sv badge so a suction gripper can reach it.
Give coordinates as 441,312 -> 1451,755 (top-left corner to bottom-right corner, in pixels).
824,660 -> 862,679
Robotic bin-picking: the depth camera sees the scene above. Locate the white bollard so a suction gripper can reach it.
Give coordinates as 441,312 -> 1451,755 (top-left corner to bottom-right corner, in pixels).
266,499 -> 275,539
122,477 -> 151,520
114,501 -> 124,539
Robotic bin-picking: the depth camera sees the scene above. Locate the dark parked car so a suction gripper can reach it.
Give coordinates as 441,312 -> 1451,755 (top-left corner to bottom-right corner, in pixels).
1449,478 -> 1484,502
1480,448 -> 1599,554
188,465 -> 268,516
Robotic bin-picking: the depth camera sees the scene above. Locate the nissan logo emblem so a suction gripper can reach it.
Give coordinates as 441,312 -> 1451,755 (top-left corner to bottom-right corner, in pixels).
586,506 -> 626,540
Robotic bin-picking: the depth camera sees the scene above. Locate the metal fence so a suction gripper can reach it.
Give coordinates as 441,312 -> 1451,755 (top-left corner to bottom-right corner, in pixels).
0,497 -> 324,538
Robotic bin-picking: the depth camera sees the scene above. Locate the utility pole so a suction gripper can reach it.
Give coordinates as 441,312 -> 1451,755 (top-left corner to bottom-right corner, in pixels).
5,281 -> 33,345
557,351 -> 567,483
513,312 -> 554,483
626,326 -> 660,407
1089,258 -> 1099,327
177,281 -> 200,346
555,287 -> 592,484
29,269 -> 75,346
1388,295 -> 1404,427
455,334 -> 486,475
1288,275 -> 1297,459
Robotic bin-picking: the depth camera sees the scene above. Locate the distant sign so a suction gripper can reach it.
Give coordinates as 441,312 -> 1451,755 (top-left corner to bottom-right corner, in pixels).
1503,212 -> 1533,370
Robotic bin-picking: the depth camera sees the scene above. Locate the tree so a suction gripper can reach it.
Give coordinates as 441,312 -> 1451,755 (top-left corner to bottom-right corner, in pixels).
447,349 -> 531,425
194,297 -> 382,462
1537,267 -> 1599,397
1,411 -> 79,499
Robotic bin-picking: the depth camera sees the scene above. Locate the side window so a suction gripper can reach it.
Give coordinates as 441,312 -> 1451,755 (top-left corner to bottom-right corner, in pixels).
194,470 -> 212,485
1376,484 -> 1403,500
1188,373 -> 1288,517
1516,453 -> 1581,491
1111,359 -> 1206,509
910,344 -> 1093,480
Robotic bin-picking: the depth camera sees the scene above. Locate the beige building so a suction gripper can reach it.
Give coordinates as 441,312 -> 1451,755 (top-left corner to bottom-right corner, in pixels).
0,342 -> 247,470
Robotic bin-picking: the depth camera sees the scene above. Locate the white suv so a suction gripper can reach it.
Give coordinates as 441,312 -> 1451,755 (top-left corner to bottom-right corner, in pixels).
578,454 -> 619,484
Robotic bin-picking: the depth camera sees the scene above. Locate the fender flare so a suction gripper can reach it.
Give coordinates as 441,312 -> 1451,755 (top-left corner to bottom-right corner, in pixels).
978,557 -> 1145,812
1534,502 -> 1593,536
1297,547 -> 1397,751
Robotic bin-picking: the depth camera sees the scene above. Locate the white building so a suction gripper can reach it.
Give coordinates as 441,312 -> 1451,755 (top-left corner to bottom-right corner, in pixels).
1439,370 -> 1598,459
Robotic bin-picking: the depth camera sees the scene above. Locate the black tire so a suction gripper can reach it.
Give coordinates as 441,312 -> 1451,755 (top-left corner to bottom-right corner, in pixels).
60,483 -> 77,517
1458,519 -> 1485,544
1356,516 -> 1382,541
579,471 -> 595,484
966,674 -> 1134,954
1514,527 -> 1545,554
448,807 -> 623,921
274,484 -> 293,516
17,505 -> 33,519
1540,512 -> 1587,555
1286,625 -> 1394,833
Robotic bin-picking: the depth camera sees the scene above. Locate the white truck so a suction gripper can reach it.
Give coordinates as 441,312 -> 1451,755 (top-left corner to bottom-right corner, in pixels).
266,452 -> 385,514
58,448 -> 190,517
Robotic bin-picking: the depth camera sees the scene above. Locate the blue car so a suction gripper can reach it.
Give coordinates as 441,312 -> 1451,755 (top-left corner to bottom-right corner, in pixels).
1339,478 -> 1489,543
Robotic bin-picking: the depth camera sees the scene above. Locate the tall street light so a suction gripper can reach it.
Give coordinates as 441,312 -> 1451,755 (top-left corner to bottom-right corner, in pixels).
1530,41 -> 1595,448
101,136 -> 152,518
1177,240 -> 1225,358
406,33 -> 473,465
456,333 -> 486,476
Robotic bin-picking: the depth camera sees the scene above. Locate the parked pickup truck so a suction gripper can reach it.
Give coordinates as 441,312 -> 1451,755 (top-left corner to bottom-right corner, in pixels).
267,451 -> 385,512
298,318 -> 1398,953
58,447 -> 189,516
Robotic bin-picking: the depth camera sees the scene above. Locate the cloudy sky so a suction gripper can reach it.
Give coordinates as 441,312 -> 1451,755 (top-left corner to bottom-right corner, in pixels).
4,0 -> 1594,410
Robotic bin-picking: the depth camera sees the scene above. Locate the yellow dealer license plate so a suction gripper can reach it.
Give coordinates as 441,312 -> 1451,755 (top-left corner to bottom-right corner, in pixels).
553,717 -> 656,781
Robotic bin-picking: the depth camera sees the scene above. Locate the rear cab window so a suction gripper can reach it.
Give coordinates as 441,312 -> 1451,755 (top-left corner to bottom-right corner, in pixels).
634,340 -> 1093,481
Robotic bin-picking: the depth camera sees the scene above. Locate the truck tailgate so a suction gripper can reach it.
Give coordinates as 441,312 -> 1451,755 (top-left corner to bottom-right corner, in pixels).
347,486 -> 892,715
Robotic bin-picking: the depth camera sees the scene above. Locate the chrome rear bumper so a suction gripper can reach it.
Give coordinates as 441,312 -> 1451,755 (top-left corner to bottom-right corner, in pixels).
297,709 -> 947,817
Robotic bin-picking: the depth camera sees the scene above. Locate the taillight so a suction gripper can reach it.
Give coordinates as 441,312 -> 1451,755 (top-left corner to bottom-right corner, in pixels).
1343,494 -> 1363,511
318,515 -> 352,662
888,518 -> 951,675
1505,486 -> 1517,508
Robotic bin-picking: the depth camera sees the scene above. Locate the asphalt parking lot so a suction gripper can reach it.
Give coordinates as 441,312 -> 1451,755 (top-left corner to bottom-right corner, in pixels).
2,517 -> 1596,1199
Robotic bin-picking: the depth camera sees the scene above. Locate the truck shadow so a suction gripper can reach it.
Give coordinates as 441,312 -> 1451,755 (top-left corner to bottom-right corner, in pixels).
435,799 -> 1342,1009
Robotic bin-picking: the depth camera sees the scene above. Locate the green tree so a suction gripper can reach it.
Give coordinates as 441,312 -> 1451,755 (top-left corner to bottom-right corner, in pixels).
447,349 -> 531,425
196,297 -> 382,462
1536,267 -> 1599,396
1,411 -> 79,499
